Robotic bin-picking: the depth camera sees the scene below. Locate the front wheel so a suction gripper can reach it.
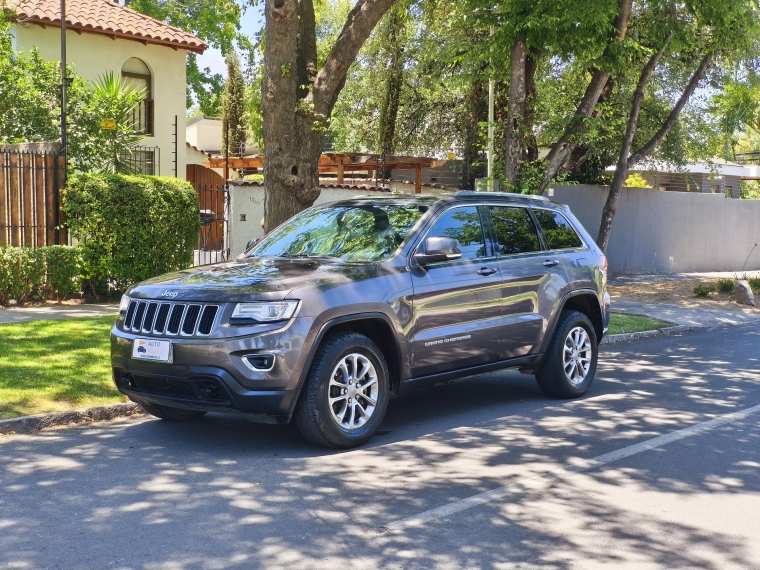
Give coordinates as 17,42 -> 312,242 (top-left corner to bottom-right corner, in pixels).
295,332 -> 390,448
535,310 -> 598,399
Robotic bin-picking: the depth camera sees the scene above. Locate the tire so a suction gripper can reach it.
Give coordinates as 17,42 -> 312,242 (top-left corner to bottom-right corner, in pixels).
535,310 -> 598,399
140,401 -> 207,421
294,332 -> 390,449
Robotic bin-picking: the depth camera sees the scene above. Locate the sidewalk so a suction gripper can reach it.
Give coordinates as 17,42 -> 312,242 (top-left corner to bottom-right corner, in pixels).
613,299 -> 760,328
0,304 -> 119,324
610,270 -> 760,286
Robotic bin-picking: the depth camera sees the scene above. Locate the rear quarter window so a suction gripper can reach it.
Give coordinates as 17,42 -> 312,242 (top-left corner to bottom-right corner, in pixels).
532,209 -> 584,250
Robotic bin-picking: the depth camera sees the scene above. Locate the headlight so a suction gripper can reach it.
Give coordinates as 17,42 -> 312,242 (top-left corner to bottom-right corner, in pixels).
231,301 -> 299,322
119,294 -> 131,314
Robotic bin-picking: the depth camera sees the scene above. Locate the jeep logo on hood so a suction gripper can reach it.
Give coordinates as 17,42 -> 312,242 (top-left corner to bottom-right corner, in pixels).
160,290 -> 179,299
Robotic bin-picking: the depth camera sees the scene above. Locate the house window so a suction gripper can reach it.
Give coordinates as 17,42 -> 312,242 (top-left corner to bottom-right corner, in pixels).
121,58 -> 154,136
119,146 -> 160,176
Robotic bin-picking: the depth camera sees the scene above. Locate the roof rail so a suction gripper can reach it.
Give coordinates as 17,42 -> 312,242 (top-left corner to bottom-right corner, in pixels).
453,190 -> 549,201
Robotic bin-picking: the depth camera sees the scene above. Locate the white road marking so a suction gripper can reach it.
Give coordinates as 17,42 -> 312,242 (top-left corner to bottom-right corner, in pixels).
384,403 -> 760,532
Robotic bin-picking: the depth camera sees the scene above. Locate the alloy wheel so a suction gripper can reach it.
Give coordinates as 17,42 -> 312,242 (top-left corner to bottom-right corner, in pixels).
328,353 -> 379,430
563,326 -> 592,386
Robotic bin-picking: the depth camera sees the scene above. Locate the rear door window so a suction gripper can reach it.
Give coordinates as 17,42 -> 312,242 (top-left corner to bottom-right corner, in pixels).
488,206 -> 542,255
532,209 -> 584,250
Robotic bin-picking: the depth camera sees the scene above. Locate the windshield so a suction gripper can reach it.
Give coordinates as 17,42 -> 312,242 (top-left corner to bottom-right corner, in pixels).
249,203 -> 428,262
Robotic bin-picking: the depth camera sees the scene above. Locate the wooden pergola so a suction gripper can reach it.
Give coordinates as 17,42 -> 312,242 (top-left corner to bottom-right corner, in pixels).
204,153 -> 448,194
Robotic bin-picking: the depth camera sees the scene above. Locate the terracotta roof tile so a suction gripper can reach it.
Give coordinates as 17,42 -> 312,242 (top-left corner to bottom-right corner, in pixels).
6,0 -> 207,53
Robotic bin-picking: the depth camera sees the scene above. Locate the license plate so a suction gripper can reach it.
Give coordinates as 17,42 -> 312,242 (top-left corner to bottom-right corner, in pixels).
132,338 -> 171,362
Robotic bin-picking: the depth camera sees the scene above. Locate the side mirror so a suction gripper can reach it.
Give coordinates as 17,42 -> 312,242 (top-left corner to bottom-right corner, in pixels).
414,237 -> 462,266
246,237 -> 260,251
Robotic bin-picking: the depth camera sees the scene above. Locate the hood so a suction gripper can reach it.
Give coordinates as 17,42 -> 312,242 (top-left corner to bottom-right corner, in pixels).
128,256 -> 379,303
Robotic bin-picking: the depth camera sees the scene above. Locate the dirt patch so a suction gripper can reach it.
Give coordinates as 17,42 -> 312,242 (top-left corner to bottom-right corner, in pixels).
609,279 -> 759,313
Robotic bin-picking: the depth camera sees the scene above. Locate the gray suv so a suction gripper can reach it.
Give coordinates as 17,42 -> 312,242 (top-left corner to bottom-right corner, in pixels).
111,191 -> 610,448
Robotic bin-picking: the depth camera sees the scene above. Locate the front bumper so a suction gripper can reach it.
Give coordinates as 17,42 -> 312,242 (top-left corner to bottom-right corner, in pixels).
111,317 -> 315,423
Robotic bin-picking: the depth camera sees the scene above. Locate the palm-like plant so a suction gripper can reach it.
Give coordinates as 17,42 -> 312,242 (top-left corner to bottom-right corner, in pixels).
89,72 -> 146,174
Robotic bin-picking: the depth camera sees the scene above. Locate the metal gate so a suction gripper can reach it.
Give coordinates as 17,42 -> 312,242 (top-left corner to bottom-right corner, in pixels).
187,164 -> 229,266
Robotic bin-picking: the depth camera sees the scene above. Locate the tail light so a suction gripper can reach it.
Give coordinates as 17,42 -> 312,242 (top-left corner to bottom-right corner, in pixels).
599,254 -> 608,271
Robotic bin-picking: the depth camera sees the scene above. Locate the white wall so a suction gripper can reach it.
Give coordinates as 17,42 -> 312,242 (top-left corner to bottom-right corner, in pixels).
14,23 -> 188,178
548,184 -> 760,275
186,118 -> 222,153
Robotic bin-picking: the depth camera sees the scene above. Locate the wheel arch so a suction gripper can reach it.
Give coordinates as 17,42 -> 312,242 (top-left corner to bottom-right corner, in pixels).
543,290 -> 604,352
298,313 -> 404,396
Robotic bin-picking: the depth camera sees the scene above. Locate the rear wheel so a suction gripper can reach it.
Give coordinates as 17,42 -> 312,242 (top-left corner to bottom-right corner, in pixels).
535,310 -> 598,398
295,332 -> 389,448
140,402 -> 207,421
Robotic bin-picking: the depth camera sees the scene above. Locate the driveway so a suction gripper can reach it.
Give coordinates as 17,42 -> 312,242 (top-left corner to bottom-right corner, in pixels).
2,324 -> 760,569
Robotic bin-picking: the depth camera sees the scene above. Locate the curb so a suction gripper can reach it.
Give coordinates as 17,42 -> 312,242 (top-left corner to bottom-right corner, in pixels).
0,402 -> 144,435
601,324 -> 703,345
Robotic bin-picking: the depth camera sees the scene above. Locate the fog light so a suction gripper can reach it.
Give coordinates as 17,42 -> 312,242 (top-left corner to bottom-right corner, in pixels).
242,354 -> 276,372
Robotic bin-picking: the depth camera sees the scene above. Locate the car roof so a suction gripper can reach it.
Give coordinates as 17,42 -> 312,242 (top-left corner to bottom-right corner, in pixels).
344,190 -> 560,209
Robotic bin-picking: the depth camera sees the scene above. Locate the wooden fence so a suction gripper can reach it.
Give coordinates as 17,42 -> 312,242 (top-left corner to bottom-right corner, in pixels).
0,147 -> 66,248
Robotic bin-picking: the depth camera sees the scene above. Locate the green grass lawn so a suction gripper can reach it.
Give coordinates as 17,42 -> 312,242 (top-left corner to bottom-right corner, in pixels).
0,315 -> 125,419
0,311 -> 675,420
608,313 -> 673,336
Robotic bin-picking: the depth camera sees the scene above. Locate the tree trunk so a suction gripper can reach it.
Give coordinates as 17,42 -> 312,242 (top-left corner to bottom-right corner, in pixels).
377,5 -> 405,158
537,0 -> 633,195
523,48 -> 541,163
504,38 -> 527,187
262,0 -> 397,232
461,79 -> 486,189
597,33 -> 673,252
626,52 -> 714,169
558,76 -> 614,178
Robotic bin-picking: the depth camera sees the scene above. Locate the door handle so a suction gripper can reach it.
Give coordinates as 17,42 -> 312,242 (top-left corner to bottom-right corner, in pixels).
542,259 -> 560,267
477,267 -> 498,276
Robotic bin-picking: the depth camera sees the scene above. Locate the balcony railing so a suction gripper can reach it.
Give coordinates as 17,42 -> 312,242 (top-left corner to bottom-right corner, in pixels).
129,99 -> 154,136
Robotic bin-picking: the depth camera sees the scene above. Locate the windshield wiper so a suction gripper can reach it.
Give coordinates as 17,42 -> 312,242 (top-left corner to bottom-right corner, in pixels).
279,254 -> 341,261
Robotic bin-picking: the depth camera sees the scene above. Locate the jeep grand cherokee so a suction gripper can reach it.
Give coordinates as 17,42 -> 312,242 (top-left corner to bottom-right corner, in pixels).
111,191 -> 610,448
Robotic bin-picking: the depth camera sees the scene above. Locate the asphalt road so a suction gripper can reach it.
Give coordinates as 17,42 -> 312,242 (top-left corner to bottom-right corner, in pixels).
2,323 -> 760,570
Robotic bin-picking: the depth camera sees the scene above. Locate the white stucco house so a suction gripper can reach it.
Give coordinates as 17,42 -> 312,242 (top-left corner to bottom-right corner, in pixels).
6,0 -> 207,178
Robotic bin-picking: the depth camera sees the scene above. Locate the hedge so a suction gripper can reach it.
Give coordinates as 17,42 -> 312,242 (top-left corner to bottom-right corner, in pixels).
0,246 -> 82,304
62,173 -> 200,293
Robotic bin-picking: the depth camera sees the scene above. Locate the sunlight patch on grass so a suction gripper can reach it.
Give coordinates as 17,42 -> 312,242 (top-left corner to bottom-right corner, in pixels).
608,313 -> 674,336
0,316 -> 125,419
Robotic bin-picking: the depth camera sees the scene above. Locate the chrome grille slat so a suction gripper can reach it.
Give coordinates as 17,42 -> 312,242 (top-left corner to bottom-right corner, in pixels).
125,301 -> 137,329
197,306 -> 219,336
142,302 -> 159,333
182,305 -> 202,336
122,301 -> 220,337
132,302 -> 147,332
153,303 -> 171,334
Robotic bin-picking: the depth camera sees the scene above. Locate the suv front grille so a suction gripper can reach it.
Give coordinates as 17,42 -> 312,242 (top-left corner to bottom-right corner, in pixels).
123,300 -> 219,337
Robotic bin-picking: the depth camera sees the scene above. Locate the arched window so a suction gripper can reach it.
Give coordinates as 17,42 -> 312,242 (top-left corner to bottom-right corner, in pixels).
121,58 -> 153,136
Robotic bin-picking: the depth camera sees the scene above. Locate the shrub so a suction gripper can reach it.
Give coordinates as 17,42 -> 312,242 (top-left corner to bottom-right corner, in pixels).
43,246 -> 82,299
0,246 -> 81,304
693,284 -> 715,297
748,277 -> 760,292
61,173 -> 200,293
716,278 -> 734,294
624,173 -> 653,189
